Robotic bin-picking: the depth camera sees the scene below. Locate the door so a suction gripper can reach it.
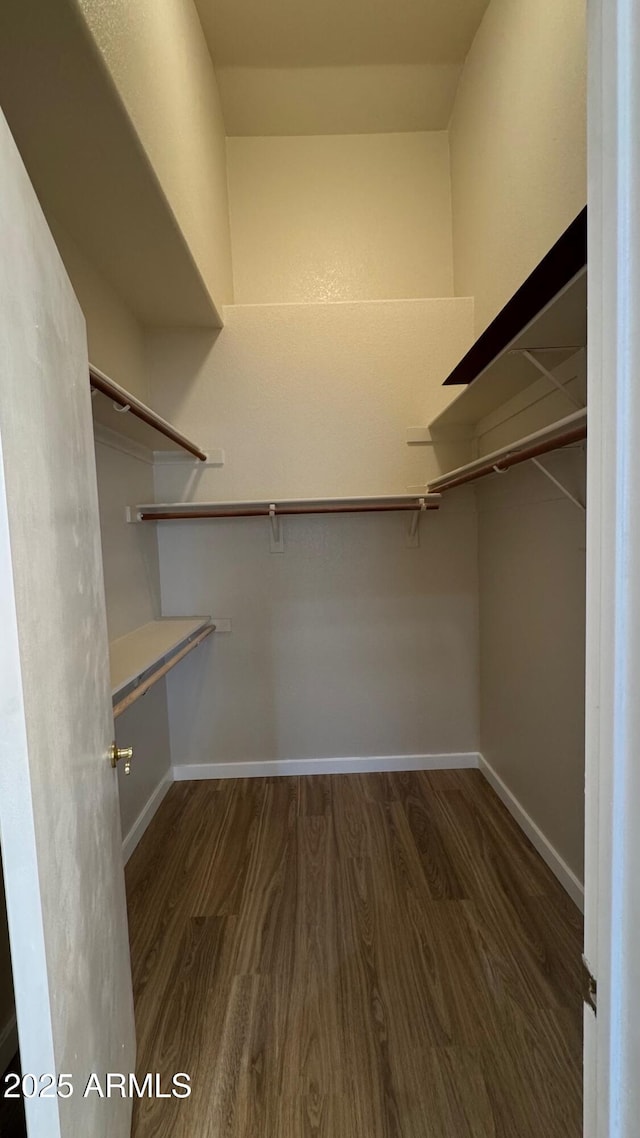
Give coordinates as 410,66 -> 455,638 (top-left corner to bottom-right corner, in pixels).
585,0 -> 640,1134
0,109 -> 135,1137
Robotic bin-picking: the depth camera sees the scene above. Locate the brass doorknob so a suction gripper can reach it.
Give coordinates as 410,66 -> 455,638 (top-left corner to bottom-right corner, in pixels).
110,743 -> 133,775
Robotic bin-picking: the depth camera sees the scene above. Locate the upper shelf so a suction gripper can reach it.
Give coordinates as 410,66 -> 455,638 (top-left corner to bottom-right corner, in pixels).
429,269 -> 587,431
90,365 -> 207,461
443,208 -> 587,388
0,0 -> 221,327
110,617 -> 212,698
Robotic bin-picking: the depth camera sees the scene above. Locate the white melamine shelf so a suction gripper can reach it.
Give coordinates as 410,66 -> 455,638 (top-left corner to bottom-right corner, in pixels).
90,365 -> 207,461
430,269 -> 587,432
110,617 -> 213,697
130,494 -> 442,522
428,409 -> 587,494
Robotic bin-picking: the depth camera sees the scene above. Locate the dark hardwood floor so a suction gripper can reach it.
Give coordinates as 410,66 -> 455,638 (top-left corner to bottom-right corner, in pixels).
125,770 -> 583,1137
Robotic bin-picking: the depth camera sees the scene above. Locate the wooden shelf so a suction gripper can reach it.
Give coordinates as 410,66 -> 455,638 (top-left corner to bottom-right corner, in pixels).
430,270 -> 587,432
90,366 -> 207,461
110,618 -> 213,698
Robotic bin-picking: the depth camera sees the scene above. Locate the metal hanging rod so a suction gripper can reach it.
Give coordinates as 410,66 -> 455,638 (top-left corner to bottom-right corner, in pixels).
89,364 -> 208,462
134,495 -> 441,522
112,624 -> 215,719
428,410 -> 587,494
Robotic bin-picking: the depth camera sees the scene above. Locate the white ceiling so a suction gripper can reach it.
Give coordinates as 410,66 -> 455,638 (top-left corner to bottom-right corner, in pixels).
195,0 -> 490,135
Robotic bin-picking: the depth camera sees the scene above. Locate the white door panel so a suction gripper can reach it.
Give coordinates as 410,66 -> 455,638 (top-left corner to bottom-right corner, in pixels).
0,110 -> 135,1136
586,0 -> 640,1134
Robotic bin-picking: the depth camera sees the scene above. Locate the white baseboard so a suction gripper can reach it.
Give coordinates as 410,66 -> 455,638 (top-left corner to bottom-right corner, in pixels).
478,753 -> 584,911
172,753 -> 480,781
122,769 -> 173,864
0,1014 -> 17,1076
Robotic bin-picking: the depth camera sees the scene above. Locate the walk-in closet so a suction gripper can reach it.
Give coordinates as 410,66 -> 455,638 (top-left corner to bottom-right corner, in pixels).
0,1 -> 599,1136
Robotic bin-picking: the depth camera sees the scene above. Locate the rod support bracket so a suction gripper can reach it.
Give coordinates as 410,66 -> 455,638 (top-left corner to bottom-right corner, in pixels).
530,457 -> 585,511
407,497 -> 427,548
269,504 -> 284,553
520,349 -> 584,410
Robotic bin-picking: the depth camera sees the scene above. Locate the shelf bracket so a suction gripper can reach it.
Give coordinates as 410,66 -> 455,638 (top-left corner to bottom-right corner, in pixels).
269,504 -> 284,553
407,497 -> 427,548
520,349 -> 584,409
530,458 -> 585,511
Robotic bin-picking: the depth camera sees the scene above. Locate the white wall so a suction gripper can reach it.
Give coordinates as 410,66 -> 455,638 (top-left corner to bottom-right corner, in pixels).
443,0 -> 588,890
76,0 -> 233,312
449,0 -> 587,335
158,506 -> 478,767
226,133 -> 454,304
148,298 -> 479,768
476,456 -> 586,881
94,444 -> 160,642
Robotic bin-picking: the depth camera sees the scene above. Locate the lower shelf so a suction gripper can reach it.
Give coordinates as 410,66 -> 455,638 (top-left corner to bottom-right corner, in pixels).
110,618 -> 213,705
427,409 -> 587,494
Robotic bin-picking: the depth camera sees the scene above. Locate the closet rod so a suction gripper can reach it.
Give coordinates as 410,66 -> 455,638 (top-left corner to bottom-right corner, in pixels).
112,624 -> 215,719
89,365 -> 208,462
138,500 -> 441,521
430,421 -> 587,494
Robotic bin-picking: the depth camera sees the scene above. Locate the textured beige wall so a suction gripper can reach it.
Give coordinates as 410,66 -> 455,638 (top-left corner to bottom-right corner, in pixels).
477,457 -> 586,880
226,133 -> 454,304
449,0 -> 587,335
147,299 -> 479,767
51,219 -> 149,402
148,299 -> 474,498
76,0 -> 233,312
216,65 -> 463,136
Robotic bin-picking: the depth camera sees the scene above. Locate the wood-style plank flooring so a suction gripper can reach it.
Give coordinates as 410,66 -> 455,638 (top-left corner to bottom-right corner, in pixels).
126,770 -> 583,1137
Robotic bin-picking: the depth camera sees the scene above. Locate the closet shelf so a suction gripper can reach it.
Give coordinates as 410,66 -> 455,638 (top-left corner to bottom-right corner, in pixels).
428,409 -> 587,494
90,365 -> 207,461
430,208 -> 587,435
110,618 -> 214,716
429,272 -> 586,433
130,493 -> 442,522
442,208 -> 587,390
